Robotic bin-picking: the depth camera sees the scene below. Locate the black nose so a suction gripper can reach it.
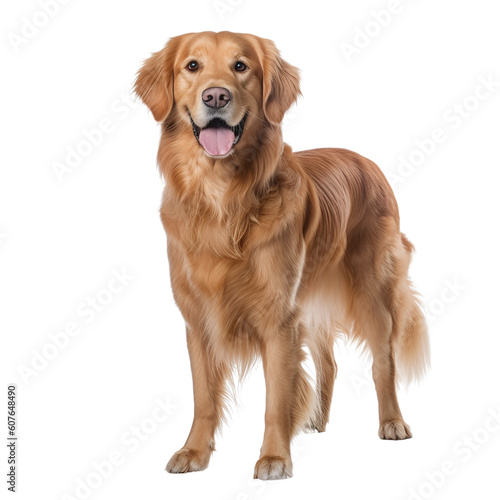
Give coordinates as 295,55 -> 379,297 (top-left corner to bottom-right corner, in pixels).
202,87 -> 232,108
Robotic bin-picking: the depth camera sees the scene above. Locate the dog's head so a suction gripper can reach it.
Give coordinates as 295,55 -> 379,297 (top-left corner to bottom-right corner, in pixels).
134,31 -> 300,159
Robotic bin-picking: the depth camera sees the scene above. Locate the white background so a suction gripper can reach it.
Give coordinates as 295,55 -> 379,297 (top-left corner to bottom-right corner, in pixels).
2,0 -> 500,499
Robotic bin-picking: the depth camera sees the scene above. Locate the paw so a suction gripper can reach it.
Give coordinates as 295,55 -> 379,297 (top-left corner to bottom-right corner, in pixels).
254,456 -> 293,480
378,419 -> 413,440
166,448 -> 210,473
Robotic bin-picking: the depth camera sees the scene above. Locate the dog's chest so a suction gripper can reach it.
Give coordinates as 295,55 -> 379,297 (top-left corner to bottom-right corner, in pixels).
165,209 -> 246,293
161,176 -> 302,327
187,246 -> 235,295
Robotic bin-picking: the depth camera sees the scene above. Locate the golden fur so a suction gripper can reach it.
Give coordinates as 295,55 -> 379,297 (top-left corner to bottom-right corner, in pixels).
135,31 -> 430,480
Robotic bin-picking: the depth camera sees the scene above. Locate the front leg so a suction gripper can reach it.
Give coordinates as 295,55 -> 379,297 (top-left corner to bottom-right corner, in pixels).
166,326 -> 229,473
254,323 -> 314,480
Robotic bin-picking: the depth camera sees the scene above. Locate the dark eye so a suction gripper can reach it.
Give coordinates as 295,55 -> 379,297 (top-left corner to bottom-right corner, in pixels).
187,61 -> 199,71
234,61 -> 247,72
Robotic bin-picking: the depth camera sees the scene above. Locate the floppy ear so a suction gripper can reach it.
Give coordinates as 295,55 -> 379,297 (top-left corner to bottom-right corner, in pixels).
134,37 -> 180,122
260,39 -> 301,125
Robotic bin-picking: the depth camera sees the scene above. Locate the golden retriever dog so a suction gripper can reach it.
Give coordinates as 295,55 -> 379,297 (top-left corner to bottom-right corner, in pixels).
135,31 -> 430,480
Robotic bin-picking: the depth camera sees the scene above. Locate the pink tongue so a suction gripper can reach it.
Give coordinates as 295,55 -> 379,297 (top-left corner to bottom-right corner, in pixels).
199,127 -> 235,156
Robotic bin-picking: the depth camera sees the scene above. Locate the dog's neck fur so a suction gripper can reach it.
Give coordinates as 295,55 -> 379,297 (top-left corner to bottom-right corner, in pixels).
158,116 -> 286,214
157,114 -> 299,256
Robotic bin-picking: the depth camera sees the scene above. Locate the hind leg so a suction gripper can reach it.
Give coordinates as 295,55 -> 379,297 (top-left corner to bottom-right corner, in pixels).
371,274 -> 428,439
346,219 -> 413,439
353,292 -> 412,440
370,336 -> 412,440
307,329 -> 336,432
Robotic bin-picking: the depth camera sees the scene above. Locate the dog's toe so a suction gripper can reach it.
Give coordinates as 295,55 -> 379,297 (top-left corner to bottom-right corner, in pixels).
253,456 -> 293,480
166,448 -> 210,473
378,419 -> 412,440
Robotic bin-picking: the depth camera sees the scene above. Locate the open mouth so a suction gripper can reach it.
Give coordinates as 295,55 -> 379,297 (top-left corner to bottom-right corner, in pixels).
189,112 -> 248,157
